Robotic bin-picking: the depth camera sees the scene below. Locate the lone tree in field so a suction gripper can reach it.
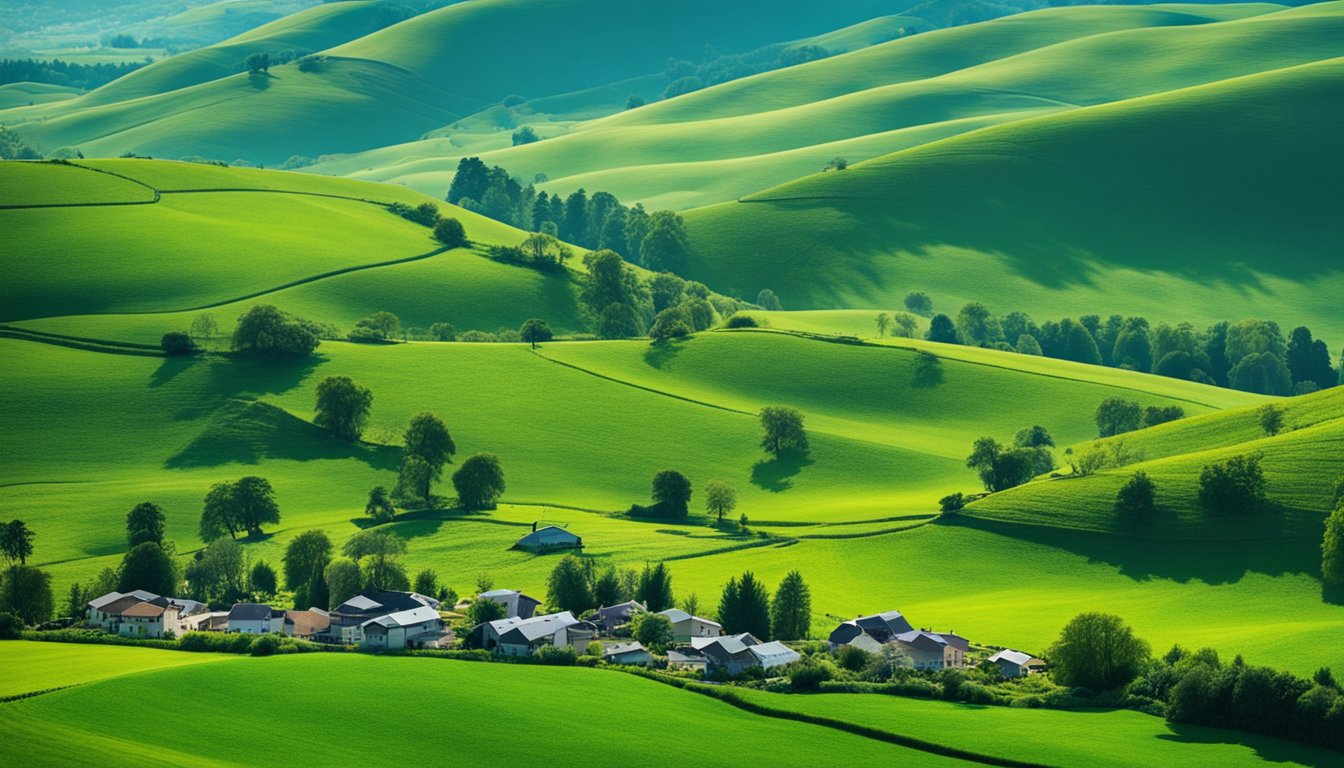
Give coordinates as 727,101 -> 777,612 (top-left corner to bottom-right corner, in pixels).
160,331 -> 194,356
904,291 -> 934,317
1198,454 -> 1266,514
519,318 -> 553,349
1114,471 -> 1157,527
770,570 -> 812,641
760,406 -> 808,455
1,564 -> 53,625
875,313 -> 892,337
364,486 -> 395,524
452,453 -> 506,510
1095,397 -> 1142,437
939,492 -> 966,515
245,52 -> 270,73
718,571 -> 771,640
199,476 -> 281,541
636,562 -> 675,612
434,217 -> 469,248
547,555 -> 593,615
401,412 -> 456,500
704,480 -> 737,522
231,304 -> 319,357
314,376 -> 373,441
125,502 -> 166,547
1258,404 -> 1284,436
0,520 -> 35,565
283,530 -> 332,610
1047,612 -> 1150,691
651,470 -> 692,518
396,455 -> 434,504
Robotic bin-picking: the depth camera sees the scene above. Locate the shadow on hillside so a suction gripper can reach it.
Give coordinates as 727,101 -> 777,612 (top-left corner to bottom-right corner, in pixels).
149,355 -> 200,388
1323,581 -> 1344,606
943,516 -> 1321,585
248,71 -> 274,90
643,337 -> 687,369
1158,722 -> 1338,767
166,354 -> 323,422
751,450 -> 814,493
164,398 -> 400,471
911,353 -> 944,388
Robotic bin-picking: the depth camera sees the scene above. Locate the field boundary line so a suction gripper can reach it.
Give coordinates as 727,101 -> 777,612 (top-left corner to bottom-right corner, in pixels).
0,161 -> 160,209
529,349 -> 755,416
0,684 -> 79,704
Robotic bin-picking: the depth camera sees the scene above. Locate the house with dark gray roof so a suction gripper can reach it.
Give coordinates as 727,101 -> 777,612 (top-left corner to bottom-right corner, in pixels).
595,600 -> 645,630
828,610 -> 914,650
894,630 -> 965,670
227,603 -> 286,634
324,589 -> 441,644
478,588 -> 541,619
601,641 -> 651,665
513,523 -> 582,554
480,611 -> 596,656
696,635 -> 801,675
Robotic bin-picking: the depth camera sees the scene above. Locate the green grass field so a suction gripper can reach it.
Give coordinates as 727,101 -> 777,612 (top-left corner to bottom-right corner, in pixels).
0,640 -> 231,698
0,648 -> 970,766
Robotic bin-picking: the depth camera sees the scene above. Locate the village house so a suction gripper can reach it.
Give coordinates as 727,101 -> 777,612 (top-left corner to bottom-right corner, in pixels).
118,601 -> 179,638
989,649 -> 1045,678
894,630 -> 966,670
594,600 -> 645,630
183,611 -> 229,633
323,590 -> 441,645
667,648 -> 707,673
827,610 -> 914,651
695,634 -> 800,674
512,523 -> 583,554
479,611 -> 596,656
227,603 -> 286,634
658,608 -> 722,642
86,590 -> 206,635
283,609 -> 331,640
359,606 -> 448,650
478,588 -> 541,619
601,641 -> 651,666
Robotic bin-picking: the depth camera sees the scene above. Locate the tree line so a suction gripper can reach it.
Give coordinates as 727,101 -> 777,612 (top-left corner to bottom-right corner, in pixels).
902,292 -> 1338,396
0,58 -> 147,90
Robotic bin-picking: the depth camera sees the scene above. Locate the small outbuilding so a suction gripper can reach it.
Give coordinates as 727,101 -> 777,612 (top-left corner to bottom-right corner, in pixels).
478,589 -> 542,619
602,642 -> 652,666
513,523 -> 582,553
989,649 -> 1045,678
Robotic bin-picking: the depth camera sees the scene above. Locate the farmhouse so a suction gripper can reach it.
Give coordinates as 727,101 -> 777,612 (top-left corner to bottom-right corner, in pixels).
696,634 -> 800,674
658,608 -> 722,642
513,523 -> 582,553
595,600 -> 645,629
359,606 -> 448,650
894,630 -> 966,670
324,589 -> 441,645
86,590 -> 206,635
601,641 -> 652,666
283,609 -> 331,639
828,610 -> 914,650
228,603 -> 286,634
667,648 -> 707,673
480,611 -> 596,656
117,601 -> 178,638
989,649 -> 1045,678
478,588 -> 542,619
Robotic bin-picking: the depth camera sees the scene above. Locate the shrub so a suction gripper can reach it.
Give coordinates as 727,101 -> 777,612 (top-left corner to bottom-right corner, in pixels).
428,322 -> 457,341
836,644 -> 870,672
535,644 -> 577,665
725,314 -> 759,329
160,331 -> 194,356
434,217 -> 469,248
789,660 -> 836,690
0,611 -> 22,638
939,492 -> 966,514
1197,454 -> 1266,514
250,634 -> 280,656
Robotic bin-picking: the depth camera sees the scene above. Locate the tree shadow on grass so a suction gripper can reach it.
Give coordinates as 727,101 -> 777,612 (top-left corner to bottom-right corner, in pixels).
1157,721 -> 1340,767
911,352 -> 944,389
164,398 -> 400,471
751,450 -> 814,493
643,337 -> 688,369
943,515 -> 1321,586
149,355 -> 200,388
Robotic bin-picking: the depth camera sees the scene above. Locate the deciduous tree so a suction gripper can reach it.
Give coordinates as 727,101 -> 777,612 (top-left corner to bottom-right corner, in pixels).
314,376 -> 373,441
759,406 -> 808,455
1047,612 -> 1150,691
453,453 -> 506,510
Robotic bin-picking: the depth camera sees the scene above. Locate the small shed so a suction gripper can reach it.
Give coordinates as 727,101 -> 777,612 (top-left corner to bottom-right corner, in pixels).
602,642 -> 652,666
989,649 -> 1045,678
513,523 -> 582,553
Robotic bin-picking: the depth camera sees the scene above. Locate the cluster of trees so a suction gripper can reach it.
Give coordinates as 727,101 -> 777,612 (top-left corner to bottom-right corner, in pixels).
387,200 -> 469,248
965,425 -> 1056,492
0,58 -> 147,90
347,311 -> 402,343
231,304 -> 328,357
660,43 -> 831,100
486,232 -> 573,272
1109,451 -> 1269,528
0,127 -> 41,160
545,556 -> 677,617
1094,397 -> 1185,438
185,537 -> 276,606
278,528 -> 452,614
717,569 -> 813,641
446,157 -> 691,273
1,519 -> 53,626
200,476 -> 281,542
917,299 -> 1338,396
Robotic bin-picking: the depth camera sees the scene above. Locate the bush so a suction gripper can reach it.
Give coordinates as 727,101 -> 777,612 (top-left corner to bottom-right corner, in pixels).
1197,454 -> 1266,514
836,644 -> 870,672
250,634 -> 280,656
428,322 -> 457,341
725,314 -> 759,329
434,217 -> 470,248
789,660 -> 836,690
958,680 -> 999,704
0,611 -> 22,638
160,331 -> 194,356
535,644 -> 577,665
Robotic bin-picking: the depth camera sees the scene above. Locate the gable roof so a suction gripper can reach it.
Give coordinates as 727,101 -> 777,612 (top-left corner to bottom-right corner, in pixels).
100,595 -> 148,616
285,610 -> 331,636
169,598 -> 206,616
124,590 -> 162,602
602,642 -> 648,658
657,609 -> 721,628
667,649 -> 705,664
691,632 -> 758,651
515,525 -> 581,547
490,611 -> 580,642
855,610 -> 913,638
87,591 -> 126,610
895,629 -> 949,652
989,649 -> 1034,666
361,606 -> 440,630
228,603 -> 273,621
935,632 -> 970,651
749,641 -> 801,668
121,602 -> 167,618
335,590 -> 440,616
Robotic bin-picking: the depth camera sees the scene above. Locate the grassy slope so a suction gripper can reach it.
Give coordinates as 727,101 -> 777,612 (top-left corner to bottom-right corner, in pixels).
3,0 -> 906,163
0,652 -> 968,766
322,3 -> 1310,206
683,54 -> 1344,338
0,82 -> 81,110
0,159 -> 585,334
0,640 -> 231,698
967,387 -> 1344,534
732,688 -> 1342,768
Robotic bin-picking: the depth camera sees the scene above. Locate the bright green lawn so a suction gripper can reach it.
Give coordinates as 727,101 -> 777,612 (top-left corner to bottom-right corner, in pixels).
0,641 -> 231,698
732,688 -> 1343,768
0,161 -> 154,207
0,652 -> 968,766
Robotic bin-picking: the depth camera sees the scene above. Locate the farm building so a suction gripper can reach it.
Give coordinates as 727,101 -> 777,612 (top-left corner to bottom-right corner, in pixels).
894,630 -> 966,670
658,608 -> 723,642
284,609 -> 331,639
696,634 -> 800,674
359,606 -> 448,650
989,649 -> 1046,678
479,588 -> 541,619
602,642 -> 652,665
827,610 -> 913,650
324,590 -> 441,645
117,601 -> 178,638
667,649 -> 707,673
513,523 -> 583,553
86,590 -> 206,636
227,603 -> 286,634
480,611 -> 596,656
595,600 -> 646,629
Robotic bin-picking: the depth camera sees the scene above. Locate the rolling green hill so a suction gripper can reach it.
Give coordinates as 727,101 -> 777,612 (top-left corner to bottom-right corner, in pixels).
681,55 -> 1344,338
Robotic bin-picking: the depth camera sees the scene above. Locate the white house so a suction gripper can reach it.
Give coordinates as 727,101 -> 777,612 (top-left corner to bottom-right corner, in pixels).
989,649 -> 1045,678
323,590 -> 442,645
601,642 -> 652,666
748,641 -> 801,670
117,601 -> 179,638
227,603 -> 285,634
478,589 -> 542,619
658,609 -> 722,642
482,611 -> 593,656
86,590 -> 160,630
359,606 -> 446,650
